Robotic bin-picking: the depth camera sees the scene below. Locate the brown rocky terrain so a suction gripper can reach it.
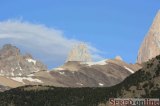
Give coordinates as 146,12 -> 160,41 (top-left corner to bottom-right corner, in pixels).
49,59 -> 141,87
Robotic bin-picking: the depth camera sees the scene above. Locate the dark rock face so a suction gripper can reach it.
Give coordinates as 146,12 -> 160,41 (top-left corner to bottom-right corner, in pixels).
0,85 -> 10,92
0,44 -> 47,76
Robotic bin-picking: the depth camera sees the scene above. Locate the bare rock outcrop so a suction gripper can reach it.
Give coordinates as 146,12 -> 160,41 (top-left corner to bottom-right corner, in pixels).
137,10 -> 160,63
115,56 -> 123,61
66,43 -> 92,62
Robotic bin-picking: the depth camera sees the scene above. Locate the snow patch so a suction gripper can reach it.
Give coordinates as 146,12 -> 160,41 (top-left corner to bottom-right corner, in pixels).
76,83 -> 83,86
54,67 -> 64,71
59,71 -> 65,75
11,77 -> 43,84
0,70 -> 4,76
32,67 -> 39,73
11,68 -> 15,76
27,74 -> 34,76
19,67 -> 22,71
99,83 -> 104,86
0,70 -> 3,73
18,63 -> 22,71
11,72 -> 14,76
124,66 -> 134,73
82,59 -> 108,66
26,59 -> 36,65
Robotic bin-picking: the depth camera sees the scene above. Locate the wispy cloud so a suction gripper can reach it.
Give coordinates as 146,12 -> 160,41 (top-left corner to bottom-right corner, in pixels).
0,20 -> 104,68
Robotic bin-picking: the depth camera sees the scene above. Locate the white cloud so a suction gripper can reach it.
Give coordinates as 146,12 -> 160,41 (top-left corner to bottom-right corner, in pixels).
0,20 -> 104,68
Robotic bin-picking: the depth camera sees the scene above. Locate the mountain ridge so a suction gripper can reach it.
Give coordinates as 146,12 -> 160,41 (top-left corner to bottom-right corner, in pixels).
0,54 -> 159,106
0,44 -> 141,89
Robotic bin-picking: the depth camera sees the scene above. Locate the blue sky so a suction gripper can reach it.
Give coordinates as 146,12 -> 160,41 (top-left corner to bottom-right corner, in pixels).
0,0 -> 160,68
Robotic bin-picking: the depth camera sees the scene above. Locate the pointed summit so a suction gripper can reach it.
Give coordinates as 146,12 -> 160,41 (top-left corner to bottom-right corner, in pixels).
150,10 -> 160,32
137,10 -> 160,63
0,44 -> 20,57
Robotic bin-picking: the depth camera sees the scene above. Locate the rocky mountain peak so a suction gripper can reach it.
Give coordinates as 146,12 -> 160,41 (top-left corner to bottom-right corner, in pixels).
0,44 -> 20,58
115,56 -> 123,61
66,43 -> 92,62
0,44 -> 47,76
150,10 -> 160,32
3,44 -> 15,49
137,10 -> 160,63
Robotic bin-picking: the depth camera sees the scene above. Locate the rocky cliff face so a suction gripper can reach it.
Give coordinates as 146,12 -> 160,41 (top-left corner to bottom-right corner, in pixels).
137,10 -> 160,63
0,44 -> 47,76
66,43 -> 92,62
